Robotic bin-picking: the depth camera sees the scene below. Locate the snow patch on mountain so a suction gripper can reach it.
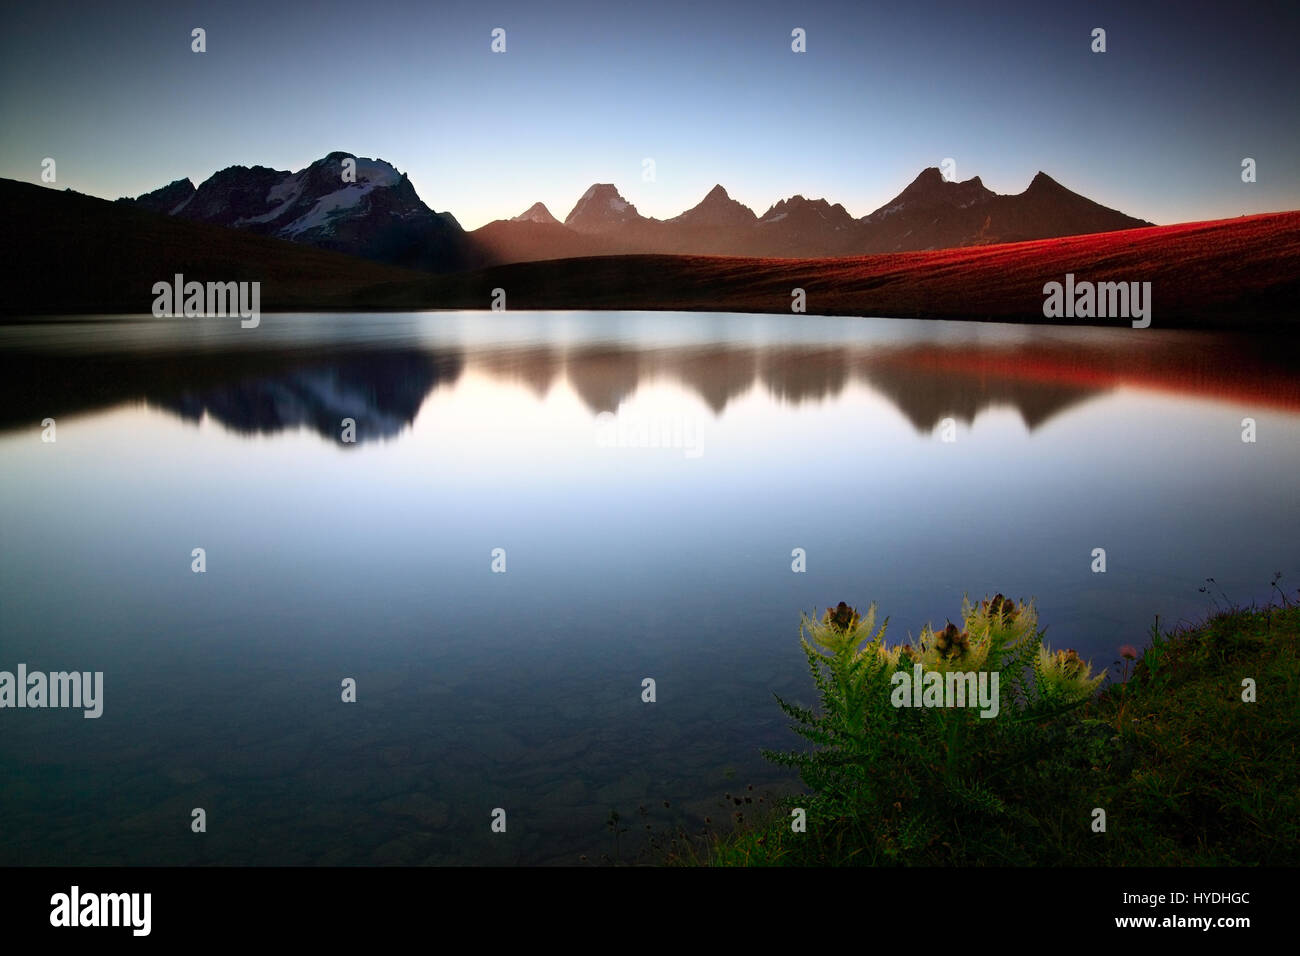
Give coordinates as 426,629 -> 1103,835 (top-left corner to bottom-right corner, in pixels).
353,158 -> 401,188
281,181 -> 383,236
266,173 -> 303,206
228,173 -> 302,226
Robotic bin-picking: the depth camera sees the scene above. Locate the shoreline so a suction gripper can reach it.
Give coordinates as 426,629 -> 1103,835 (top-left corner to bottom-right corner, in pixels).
674,596 -> 1300,867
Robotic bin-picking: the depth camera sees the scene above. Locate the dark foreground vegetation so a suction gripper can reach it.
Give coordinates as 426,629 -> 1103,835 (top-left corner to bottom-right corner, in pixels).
667,585 -> 1299,866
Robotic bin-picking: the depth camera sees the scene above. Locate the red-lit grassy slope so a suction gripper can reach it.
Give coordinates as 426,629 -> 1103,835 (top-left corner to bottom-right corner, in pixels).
418,213 -> 1300,328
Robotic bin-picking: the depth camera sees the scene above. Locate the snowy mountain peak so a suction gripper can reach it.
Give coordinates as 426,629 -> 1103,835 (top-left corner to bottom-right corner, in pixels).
315,152 -> 404,188
127,151 -> 466,272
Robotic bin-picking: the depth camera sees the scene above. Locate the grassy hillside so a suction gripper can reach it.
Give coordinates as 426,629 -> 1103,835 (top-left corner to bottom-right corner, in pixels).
422,213 -> 1300,328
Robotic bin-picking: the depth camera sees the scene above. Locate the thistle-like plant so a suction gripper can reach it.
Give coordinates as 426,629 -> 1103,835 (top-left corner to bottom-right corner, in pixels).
802,601 -> 895,738
1035,646 -> 1107,703
764,602 -> 905,813
764,593 -> 1108,864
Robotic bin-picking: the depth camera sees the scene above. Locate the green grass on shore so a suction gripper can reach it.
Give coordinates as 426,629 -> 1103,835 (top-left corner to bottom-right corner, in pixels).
675,597 -> 1299,867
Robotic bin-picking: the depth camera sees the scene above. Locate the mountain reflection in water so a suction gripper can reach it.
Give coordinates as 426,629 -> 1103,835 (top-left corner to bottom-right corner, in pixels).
4,313 -> 1297,441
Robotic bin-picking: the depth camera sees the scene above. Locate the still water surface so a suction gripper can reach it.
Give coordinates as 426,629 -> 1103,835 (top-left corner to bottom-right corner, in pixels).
1,311 -> 1297,864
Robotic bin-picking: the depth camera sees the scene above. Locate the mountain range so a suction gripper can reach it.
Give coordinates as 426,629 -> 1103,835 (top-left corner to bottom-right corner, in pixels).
9,177 -> 1297,328
121,152 -> 1152,272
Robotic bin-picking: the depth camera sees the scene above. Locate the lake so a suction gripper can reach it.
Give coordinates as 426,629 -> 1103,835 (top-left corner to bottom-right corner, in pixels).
1,310 -> 1298,865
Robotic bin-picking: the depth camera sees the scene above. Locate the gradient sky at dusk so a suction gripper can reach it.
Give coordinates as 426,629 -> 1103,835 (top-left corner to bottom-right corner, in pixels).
2,0 -> 1297,229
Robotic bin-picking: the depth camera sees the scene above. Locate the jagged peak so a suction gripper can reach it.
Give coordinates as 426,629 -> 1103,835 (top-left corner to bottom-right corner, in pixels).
899,166 -> 989,195
767,194 -> 838,209
1026,171 -> 1065,191
863,166 -> 997,221
757,194 -> 853,224
511,201 -> 559,224
122,176 -> 196,211
566,183 -> 638,225
578,182 -> 620,199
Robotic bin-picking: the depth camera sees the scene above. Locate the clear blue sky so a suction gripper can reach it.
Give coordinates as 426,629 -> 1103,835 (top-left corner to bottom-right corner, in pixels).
2,0 -> 1297,229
